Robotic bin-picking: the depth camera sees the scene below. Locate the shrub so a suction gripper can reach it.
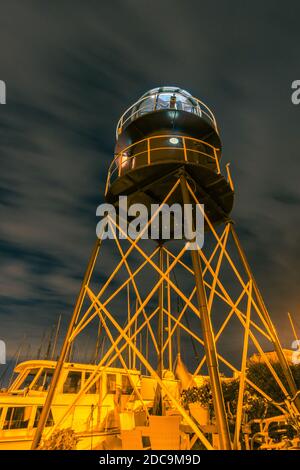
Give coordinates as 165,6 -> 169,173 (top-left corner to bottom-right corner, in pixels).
181,363 -> 300,421
38,428 -> 79,450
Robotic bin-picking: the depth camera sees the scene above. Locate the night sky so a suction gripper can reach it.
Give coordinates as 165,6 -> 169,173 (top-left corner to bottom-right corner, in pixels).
1,1 -> 300,366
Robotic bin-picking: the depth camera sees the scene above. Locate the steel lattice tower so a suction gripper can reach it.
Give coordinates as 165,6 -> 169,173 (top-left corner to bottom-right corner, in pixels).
32,87 -> 300,450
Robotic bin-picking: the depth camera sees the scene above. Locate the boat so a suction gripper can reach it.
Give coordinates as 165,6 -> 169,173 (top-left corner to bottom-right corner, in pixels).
0,358 -> 197,450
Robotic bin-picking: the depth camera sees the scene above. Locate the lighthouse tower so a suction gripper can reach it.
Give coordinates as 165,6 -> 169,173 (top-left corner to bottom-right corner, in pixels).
32,87 -> 300,450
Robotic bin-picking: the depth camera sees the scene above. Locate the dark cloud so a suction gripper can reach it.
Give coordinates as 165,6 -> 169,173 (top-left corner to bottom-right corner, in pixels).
0,0 -> 300,367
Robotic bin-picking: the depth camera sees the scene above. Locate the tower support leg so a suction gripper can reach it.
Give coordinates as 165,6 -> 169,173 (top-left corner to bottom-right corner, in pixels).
31,239 -> 101,450
153,245 -> 164,415
158,245 -> 164,379
180,174 -> 232,450
230,224 -> 300,414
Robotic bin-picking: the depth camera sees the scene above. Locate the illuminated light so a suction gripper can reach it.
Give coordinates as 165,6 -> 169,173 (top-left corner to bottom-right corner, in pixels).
169,137 -> 179,144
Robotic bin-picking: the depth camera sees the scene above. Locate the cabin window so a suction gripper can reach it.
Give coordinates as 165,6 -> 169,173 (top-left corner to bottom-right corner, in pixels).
85,372 -> 100,394
32,368 -> 54,391
33,407 -> 54,428
121,375 -> 134,395
63,371 -> 82,393
107,374 -> 117,394
3,406 -> 32,430
19,369 -> 39,390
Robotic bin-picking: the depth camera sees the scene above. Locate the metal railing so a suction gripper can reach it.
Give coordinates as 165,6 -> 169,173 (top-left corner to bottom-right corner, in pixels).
105,135 -> 220,195
116,93 -> 218,138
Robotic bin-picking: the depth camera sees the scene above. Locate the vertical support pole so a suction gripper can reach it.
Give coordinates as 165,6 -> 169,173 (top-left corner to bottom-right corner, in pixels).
132,299 -> 138,370
180,174 -> 232,450
153,245 -> 164,415
177,325 -> 181,356
127,284 -> 131,369
158,246 -> 164,378
166,252 -> 173,370
230,225 -> 300,414
31,239 -> 101,450
139,333 -> 143,372
145,325 -> 149,375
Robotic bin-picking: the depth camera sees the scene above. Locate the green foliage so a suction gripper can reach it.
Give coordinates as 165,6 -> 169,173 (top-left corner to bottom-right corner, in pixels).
181,363 -> 300,421
181,384 -> 213,410
39,428 -> 79,450
247,362 -> 300,402
181,380 -> 267,421
246,362 -> 300,417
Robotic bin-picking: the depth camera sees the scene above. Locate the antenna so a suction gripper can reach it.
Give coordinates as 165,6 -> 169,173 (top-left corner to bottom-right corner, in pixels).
288,311 -> 299,342
51,314 -> 62,360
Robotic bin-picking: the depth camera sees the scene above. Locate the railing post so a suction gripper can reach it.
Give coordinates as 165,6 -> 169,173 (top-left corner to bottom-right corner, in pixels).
147,138 -> 151,165
214,147 -> 221,174
225,163 -> 234,191
196,101 -> 202,117
183,137 -> 188,162
195,99 -> 202,118
105,171 -> 110,196
118,115 -> 123,136
118,154 -> 122,177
